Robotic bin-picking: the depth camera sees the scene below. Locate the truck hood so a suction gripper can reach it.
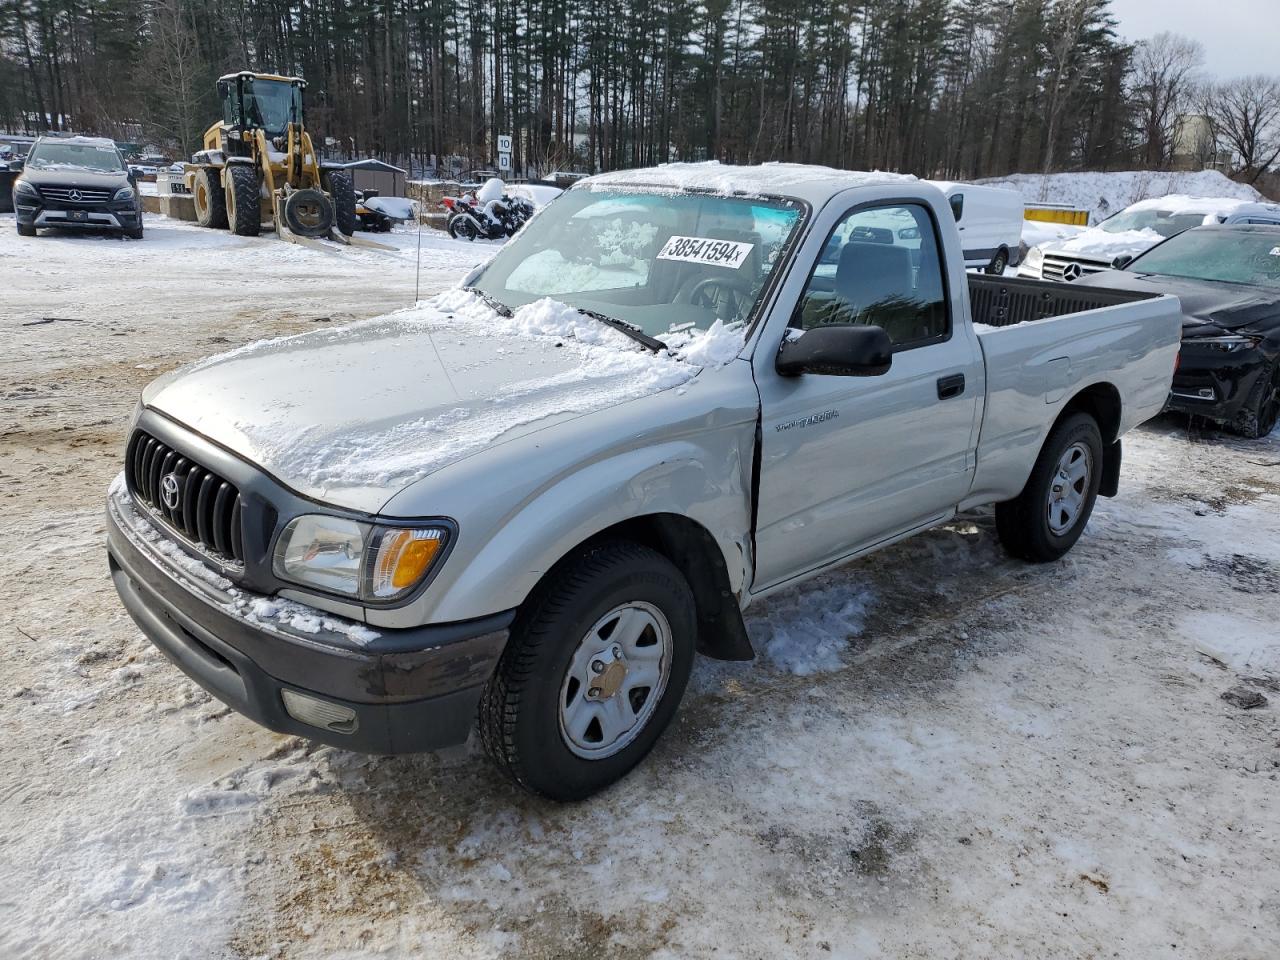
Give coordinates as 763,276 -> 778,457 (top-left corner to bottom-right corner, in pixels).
143,292 -> 735,513
1076,271 -> 1280,332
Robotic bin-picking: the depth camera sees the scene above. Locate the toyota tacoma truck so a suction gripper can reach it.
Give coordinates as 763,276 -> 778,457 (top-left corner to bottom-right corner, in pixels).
107,163 -> 1182,800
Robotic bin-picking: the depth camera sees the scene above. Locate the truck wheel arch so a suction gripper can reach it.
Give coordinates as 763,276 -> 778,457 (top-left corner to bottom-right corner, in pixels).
575,514 -> 755,662
1055,382 -> 1123,497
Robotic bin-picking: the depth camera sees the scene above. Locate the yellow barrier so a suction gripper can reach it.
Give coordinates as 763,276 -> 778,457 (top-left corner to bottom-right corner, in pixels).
1024,205 -> 1090,226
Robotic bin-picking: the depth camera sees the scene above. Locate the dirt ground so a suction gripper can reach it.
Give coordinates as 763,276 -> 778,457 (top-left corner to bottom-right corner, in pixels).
2,215 -> 1278,960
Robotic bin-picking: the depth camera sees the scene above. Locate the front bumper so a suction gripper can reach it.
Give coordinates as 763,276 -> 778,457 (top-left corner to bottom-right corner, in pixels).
1166,345 -> 1271,421
106,485 -> 512,753
15,196 -> 141,231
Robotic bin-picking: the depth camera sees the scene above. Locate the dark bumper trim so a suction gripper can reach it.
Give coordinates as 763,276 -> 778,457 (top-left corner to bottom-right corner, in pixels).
107,502 -> 512,754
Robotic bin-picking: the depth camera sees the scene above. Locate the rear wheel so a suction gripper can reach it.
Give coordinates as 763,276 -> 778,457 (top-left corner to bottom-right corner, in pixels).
1231,356 -> 1280,439
192,168 -> 227,229
986,247 -> 1009,275
226,165 -> 261,237
479,540 -> 696,801
996,412 -> 1104,562
16,222 -> 36,237
326,171 -> 357,236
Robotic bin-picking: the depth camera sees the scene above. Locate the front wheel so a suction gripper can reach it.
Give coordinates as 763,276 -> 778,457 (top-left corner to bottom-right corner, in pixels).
1231,356 -> 1280,439
16,221 -> 36,237
479,541 -> 696,801
996,412 -> 1103,562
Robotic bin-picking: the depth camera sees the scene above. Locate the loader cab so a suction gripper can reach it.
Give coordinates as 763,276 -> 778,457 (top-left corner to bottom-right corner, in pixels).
216,73 -> 306,153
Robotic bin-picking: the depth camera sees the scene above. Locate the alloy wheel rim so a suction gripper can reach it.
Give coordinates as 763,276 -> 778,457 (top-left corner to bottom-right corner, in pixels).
1047,441 -> 1092,536
558,601 -> 672,760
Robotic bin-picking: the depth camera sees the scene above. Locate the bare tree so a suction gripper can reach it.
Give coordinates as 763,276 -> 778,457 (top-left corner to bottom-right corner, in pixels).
141,0 -> 208,158
1130,32 -> 1203,168
1205,76 -> 1280,184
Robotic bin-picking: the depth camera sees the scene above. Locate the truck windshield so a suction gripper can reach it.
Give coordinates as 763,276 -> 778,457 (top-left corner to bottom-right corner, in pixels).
1129,229 -> 1280,288
27,141 -> 125,173
244,79 -> 301,135
470,189 -> 805,334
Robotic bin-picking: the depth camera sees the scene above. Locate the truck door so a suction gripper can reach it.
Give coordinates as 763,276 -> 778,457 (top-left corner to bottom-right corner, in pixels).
751,196 -> 984,591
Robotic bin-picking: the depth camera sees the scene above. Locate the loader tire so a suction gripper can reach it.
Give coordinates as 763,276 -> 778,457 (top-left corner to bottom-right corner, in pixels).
282,188 -> 333,238
326,171 -> 358,236
192,168 -> 228,229
226,165 -> 261,237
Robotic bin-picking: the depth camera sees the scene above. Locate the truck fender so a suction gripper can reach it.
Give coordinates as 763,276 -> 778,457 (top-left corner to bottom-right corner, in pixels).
413,440 -> 755,657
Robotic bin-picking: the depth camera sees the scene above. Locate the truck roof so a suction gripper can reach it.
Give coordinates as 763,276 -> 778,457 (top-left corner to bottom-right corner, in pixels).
581,161 -> 917,207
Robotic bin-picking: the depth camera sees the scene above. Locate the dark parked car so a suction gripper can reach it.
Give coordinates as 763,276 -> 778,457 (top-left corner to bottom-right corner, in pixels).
1078,224 -> 1280,439
12,136 -> 144,239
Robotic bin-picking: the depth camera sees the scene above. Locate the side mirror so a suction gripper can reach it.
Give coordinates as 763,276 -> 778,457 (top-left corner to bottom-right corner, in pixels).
898,226 -> 920,240
776,325 -> 893,378
948,193 -> 964,222
1111,254 -> 1133,269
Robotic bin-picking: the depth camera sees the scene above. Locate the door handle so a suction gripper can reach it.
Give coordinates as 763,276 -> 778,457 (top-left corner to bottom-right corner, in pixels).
937,373 -> 965,400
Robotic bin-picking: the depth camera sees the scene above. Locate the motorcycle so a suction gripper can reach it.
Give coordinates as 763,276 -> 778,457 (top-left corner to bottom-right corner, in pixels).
445,178 -> 533,241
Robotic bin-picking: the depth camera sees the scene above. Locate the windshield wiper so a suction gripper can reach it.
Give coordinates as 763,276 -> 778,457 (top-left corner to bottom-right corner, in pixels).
462,286 -> 512,317
575,308 -> 666,353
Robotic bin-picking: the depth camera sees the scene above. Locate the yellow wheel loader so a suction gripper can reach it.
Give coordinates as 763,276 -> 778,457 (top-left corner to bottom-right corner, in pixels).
185,71 -> 385,249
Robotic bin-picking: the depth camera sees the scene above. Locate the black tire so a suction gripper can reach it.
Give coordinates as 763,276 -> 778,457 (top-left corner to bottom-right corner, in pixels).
479,540 -> 696,801
448,213 -> 477,241
192,167 -> 227,229
996,412 -> 1104,563
282,188 -> 333,238
326,171 -> 357,236
986,247 -> 1009,275
16,221 -> 36,237
123,222 -> 144,240
1230,355 -> 1280,440
226,165 -> 260,237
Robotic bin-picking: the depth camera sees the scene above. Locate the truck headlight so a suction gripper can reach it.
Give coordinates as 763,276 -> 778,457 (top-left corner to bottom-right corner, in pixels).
273,515 -> 450,601
114,185 -> 136,201
1023,245 -> 1044,271
14,179 -> 39,200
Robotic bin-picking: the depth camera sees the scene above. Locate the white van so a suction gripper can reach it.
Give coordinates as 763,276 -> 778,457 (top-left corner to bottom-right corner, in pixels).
927,181 -> 1025,274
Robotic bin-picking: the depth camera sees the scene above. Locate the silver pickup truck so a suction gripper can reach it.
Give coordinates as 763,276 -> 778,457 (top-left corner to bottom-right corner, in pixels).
107,164 -> 1182,799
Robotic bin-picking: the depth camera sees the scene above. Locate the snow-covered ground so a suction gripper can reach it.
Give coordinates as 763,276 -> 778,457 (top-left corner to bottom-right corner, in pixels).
2,209 -> 1279,960
978,168 -> 1264,224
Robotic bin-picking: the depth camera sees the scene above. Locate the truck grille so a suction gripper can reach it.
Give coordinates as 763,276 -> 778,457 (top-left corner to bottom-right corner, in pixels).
38,185 -> 115,204
1041,254 -> 1110,283
126,431 -> 245,564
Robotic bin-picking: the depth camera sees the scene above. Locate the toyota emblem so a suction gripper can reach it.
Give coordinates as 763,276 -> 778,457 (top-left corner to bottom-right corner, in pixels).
68,189 -> 83,202
160,473 -> 181,510
1062,262 -> 1082,281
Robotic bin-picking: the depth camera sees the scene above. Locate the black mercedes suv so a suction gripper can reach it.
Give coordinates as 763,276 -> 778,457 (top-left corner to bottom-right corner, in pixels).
13,136 -> 144,239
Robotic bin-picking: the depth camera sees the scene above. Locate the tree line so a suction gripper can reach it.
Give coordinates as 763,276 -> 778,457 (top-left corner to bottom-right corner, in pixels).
2,0 -> 1278,185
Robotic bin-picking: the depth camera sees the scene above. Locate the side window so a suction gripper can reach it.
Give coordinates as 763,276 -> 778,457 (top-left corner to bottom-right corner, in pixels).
794,203 -> 949,349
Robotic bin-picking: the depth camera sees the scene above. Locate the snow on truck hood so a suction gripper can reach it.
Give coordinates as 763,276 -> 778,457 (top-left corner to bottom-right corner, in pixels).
142,290 -> 744,513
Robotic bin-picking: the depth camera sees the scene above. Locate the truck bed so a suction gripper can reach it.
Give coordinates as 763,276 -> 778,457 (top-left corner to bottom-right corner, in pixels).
968,274 -> 1159,329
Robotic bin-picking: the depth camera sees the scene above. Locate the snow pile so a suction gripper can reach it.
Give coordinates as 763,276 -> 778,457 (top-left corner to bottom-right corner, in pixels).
585,160 -> 914,197
976,169 -> 1263,224
1048,226 -> 1164,259
747,578 -> 877,676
